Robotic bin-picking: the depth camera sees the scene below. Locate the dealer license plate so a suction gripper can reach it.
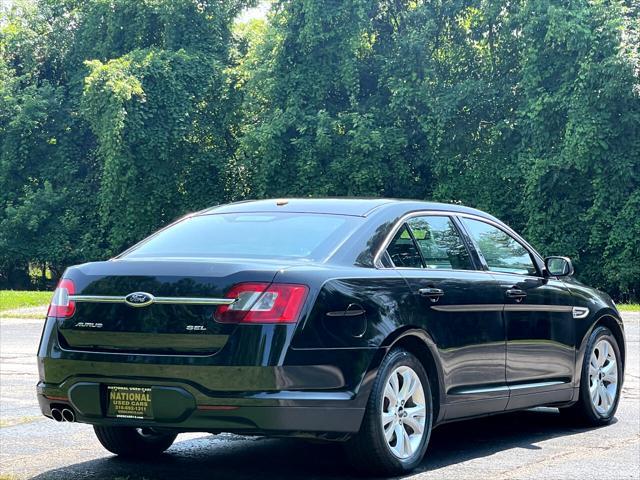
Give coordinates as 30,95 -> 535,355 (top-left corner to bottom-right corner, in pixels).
106,385 -> 153,420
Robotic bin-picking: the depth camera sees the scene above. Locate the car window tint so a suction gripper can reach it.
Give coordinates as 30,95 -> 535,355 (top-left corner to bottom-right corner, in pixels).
407,216 -> 473,270
386,225 -> 423,268
462,218 -> 537,275
124,213 -> 361,261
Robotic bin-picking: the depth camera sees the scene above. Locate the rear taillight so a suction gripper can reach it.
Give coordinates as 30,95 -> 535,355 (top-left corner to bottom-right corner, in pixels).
47,279 -> 76,318
215,282 -> 309,324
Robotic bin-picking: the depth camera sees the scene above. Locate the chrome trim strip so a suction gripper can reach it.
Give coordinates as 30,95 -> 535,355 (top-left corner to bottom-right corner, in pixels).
69,295 -> 235,306
504,304 -> 573,313
69,295 -> 125,303
430,304 -> 574,313
509,380 -> 566,391
453,380 -> 567,395
393,267 -> 487,274
452,385 -> 510,394
572,306 -> 590,319
152,297 -> 236,306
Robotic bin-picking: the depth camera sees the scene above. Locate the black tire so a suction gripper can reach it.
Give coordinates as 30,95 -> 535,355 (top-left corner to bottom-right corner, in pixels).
93,426 -> 177,458
344,348 -> 433,476
561,326 -> 622,426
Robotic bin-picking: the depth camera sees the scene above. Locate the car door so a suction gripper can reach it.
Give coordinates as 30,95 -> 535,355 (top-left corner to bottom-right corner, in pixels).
459,217 -> 575,407
384,214 -> 508,419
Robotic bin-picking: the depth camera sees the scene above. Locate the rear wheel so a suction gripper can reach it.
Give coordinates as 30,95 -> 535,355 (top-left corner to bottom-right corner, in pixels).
561,326 -> 622,426
93,426 -> 177,458
345,348 -> 433,476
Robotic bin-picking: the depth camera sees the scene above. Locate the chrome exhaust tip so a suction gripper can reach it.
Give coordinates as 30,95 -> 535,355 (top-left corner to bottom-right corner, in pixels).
61,408 -> 75,423
51,408 -> 63,422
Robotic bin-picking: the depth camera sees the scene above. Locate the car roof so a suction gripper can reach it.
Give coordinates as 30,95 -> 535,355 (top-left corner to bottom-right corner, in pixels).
200,198 -> 496,220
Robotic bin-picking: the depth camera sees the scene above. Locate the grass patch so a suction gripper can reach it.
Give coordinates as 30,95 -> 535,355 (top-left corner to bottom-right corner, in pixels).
0,416 -> 42,428
0,290 -> 51,312
617,303 -> 640,312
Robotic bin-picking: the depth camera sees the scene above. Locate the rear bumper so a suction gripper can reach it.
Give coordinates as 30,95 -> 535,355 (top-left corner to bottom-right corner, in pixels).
37,382 -> 364,434
36,354 -> 379,435
37,318 -> 383,435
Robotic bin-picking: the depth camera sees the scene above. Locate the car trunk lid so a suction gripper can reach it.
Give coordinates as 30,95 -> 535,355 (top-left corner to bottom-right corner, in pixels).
56,258 -> 288,355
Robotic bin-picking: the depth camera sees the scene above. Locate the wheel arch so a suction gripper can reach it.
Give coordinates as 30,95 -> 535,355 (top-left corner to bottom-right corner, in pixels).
593,314 -> 626,369
381,327 -> 445,424
575,311 -> 626,386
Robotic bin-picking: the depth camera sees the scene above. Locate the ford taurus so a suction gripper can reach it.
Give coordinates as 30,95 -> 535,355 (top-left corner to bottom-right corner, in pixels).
37,198 -> 625,475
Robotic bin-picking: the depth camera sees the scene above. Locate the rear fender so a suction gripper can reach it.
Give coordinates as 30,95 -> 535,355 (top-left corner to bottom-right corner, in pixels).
355,327 -> 446,424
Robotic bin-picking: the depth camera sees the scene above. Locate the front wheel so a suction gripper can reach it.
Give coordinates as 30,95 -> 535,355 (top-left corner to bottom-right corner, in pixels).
345,348 -> 433,476
561,326 -> 622,426
94,426 -> 177,458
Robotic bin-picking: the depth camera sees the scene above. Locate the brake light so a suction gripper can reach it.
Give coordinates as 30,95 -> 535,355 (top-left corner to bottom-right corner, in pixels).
47,279 -> 76,318
215,282 -> 309,324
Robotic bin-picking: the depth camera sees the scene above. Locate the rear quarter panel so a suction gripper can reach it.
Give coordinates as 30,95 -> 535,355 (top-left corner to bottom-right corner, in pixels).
277,266 -> 416,408
285,268 -> 412,349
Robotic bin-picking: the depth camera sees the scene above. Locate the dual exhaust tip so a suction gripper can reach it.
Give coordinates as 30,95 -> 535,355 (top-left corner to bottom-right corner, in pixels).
51,408 -> 75,422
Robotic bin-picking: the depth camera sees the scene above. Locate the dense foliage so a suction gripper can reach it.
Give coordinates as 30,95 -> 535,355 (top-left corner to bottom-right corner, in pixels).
0,0 -> 250,286
1,0 -> 639,299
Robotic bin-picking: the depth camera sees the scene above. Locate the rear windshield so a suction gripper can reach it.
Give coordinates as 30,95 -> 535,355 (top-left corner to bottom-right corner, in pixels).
122,212 -> 362,261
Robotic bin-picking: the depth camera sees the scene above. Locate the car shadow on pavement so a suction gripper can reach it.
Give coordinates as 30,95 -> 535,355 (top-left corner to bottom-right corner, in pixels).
31,408 -> 605,480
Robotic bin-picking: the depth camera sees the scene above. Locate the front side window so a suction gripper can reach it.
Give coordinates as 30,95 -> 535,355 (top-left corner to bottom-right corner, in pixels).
407,216 -> 473,270
462,218 -> 537,275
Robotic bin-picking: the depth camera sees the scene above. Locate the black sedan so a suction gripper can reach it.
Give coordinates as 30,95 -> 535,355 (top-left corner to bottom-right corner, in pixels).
38,198 -> 625,475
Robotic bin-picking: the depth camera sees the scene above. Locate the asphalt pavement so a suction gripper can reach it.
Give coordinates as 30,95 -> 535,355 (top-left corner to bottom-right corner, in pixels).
1,313 -> 638,479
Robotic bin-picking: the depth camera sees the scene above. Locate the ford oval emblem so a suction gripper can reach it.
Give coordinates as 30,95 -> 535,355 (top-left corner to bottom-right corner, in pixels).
124,292 -> 154,307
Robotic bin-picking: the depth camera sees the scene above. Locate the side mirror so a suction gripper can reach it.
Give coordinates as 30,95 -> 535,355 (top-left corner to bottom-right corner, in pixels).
545,256 -> 574,277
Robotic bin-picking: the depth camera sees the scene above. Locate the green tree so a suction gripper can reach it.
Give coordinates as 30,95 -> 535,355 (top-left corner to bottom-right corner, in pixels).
0,0 -> 102,287
237,0 -> 440,199
237,0 -> 639,299
0,0 -> 251,286
516,1 -> 640,298
79,0 -> 250,253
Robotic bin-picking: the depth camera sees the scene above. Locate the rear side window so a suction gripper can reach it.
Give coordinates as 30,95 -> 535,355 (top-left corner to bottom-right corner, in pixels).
124,213 -> 362,261
462,218 -> 537,275
407,216 -> 473,270
386,225 -> 423,268
385,216 -> 473,270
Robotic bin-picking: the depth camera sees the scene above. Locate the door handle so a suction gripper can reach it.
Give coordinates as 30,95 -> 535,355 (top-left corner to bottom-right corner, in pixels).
418,288 -> 445,303
505,288 -> 527,301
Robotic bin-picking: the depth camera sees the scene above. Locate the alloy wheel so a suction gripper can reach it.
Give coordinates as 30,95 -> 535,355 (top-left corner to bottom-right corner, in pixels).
588,339 -> 618,415
381,365 -> 427,459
